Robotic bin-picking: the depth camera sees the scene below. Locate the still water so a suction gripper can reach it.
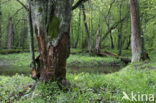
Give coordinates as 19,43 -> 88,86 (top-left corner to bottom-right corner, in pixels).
0,65 -> 122,76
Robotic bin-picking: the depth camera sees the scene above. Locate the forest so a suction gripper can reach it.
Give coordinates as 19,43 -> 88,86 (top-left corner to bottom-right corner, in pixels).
0,0 -> 156,102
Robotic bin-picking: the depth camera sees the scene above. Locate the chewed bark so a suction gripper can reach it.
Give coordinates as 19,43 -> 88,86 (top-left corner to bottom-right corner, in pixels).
30,0 -> 72,82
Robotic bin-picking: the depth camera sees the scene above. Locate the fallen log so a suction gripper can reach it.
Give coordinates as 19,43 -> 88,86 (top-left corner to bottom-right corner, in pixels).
82,48 -> 131,64
97,51 -> 131,64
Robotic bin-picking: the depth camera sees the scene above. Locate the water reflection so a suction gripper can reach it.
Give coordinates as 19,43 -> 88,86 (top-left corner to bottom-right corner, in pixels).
0,65 -> 122,76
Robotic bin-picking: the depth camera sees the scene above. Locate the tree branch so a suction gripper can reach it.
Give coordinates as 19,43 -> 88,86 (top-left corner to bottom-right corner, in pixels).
16,0 -> 29,11
72,0 -> 88,10
12,7 -> 24,18
101,13 -> 130,43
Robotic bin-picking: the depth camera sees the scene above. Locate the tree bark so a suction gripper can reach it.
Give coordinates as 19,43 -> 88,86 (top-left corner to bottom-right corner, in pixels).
29,0 -> 72,82
95,24 -> 101,54
125,35 -> 131,49
130,0 -> 149,62
74,8 -> 81,48
118,2 -> 123,55
90,1 -> 93,47
82,4 -> 91,51
27,0 -> 36,78
7,17 -> 13,49
21,19 -> 27,50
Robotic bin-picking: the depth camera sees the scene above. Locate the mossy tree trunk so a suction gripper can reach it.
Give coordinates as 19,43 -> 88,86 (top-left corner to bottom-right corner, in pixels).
29,0 -> 73,82
130,0 -> 149,62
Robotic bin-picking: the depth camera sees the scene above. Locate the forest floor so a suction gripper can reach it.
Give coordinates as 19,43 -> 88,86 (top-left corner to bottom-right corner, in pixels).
0,48 -> 122,67
0,49 -> 156,103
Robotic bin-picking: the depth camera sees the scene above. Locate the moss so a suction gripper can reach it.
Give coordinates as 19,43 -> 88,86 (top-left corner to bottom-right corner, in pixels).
38,7 -> 43,13
48,16 -> 60,41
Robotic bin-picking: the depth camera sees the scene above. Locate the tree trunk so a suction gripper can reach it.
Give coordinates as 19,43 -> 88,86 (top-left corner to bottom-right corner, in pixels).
130,0 -> 149,62
29,0 -> 72,82
27,1 -> 36,78
90,1 -> 93,47
125,35 -> 131,49
21,19 -> 27,50
110,31 -> 114,49
106,23 -> 114,49
75,8 -> 81,48
124,15 -> 130,50
118,2 -> 123,55
7,17 -> 13,49
70,23 -> 74,48
141,12 -> 150,60
95,24 -> 101,54
82,4 -> 91,51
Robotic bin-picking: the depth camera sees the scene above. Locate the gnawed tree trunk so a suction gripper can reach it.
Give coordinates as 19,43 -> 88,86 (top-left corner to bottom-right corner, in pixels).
130,0 -> 149,62
29,0 -> 72,82
95,24 -> 101,54
82,4 -> 91,51
7,17 -> 13,49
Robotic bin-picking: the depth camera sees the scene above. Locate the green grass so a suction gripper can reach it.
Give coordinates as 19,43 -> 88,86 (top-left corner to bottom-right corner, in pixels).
0,52 -> 120,67
0,64 -> 156,102
0,49 -> 156,102
67,54 -> 121,67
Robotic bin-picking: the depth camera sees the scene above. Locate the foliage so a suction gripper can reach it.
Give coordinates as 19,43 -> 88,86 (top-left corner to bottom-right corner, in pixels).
0,74 -> 33,102
0,62 -> 156,102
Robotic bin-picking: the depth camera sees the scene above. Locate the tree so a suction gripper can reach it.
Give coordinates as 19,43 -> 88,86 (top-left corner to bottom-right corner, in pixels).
7,17 -> 13,49
118,1 -> 123,55
130,0 -> 149,62
104,0 -> 115,49
27,0 -> 73,82
74,8 -> 81,48
95,24 -> 101,54
20,19 -> 27,50
82,4 -> 92,51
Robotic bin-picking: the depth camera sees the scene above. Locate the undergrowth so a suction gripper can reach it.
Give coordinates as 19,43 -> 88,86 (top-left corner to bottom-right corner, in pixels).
0,63 -> 156,103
